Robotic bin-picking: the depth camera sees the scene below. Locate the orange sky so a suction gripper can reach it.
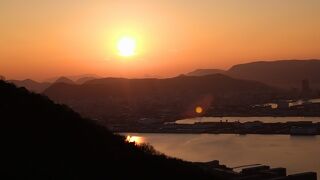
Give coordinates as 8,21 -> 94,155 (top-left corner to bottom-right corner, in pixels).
1,0 -> 320,81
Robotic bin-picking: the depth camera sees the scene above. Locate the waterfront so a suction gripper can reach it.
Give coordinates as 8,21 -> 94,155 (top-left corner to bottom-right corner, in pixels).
176,116 -> 320,124
123,133 -> 320,179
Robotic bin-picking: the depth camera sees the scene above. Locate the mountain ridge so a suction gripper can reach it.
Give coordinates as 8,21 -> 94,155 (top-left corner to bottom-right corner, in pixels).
8,79 -> 51,93
187,59 -> 320,89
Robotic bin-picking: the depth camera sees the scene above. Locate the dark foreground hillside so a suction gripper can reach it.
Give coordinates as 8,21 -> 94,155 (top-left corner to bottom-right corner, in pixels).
0,80 -> 218,180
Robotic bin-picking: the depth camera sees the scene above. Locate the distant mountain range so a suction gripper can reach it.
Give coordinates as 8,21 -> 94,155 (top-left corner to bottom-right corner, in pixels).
187,59 -> 320,89
8,75 -> 98,93
54,76 -> 75,84
75,76 -> 97,84
45,74 -> 100,82
7,59 -> 320,94
187,69 -> 226,76
0,75 -> 5,80
8,79 -> 51,93
44,74 -> 279,123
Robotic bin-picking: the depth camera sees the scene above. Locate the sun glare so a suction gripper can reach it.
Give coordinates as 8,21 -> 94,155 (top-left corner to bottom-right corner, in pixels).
195,106 -> 203,114
126,135 -> 143,145
117,37 -> 136,57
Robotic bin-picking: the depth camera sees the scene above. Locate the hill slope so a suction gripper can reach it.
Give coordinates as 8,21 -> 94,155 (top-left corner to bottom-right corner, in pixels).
0,80 -> 217,180
76,76 -> 97,84
228,60 -> 320,88
45,74 -> 100,82
8,79 -> 51,93
187,69 -> 226,76
187,60 -> 320,89
54,76 -> 75,84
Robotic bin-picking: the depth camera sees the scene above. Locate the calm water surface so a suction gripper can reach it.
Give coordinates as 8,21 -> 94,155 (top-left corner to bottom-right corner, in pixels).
124,133 -> 320,178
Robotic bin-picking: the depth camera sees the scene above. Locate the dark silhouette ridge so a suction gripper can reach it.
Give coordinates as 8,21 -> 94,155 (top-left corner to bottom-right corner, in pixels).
11,59 -> 320,93
43,74 -> 280,124
8,75 -> 97,93
187,69 -> 226,76
187,59 -> 320,89
228,59 -> 320,88
0,80 -> 219,180
0,75 -> 5,80
75,76 -> 97,84
54,76 -> 75,84
8,79 -> 51,93
45,74 -> 100,83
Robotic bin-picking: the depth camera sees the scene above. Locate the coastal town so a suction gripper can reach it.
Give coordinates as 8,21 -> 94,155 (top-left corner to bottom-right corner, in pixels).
111,120 -> 320,135
193,160 -> 317,180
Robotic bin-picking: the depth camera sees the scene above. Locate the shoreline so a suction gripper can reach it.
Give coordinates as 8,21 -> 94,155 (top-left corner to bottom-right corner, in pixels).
110,120 -> 320,136
116,131 -> 320,136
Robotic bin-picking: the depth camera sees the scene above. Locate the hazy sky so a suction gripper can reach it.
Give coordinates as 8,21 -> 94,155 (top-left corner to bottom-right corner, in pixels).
1,0 -> 320,81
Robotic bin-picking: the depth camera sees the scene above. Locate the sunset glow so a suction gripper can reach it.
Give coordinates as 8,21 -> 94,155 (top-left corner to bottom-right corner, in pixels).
0,0 -> 320,81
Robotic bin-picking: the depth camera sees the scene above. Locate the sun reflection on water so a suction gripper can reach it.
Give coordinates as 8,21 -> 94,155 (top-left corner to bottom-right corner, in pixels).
126,135 -> 144,145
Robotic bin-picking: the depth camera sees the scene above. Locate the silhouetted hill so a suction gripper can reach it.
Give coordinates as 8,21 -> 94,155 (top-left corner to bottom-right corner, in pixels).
0,80 -> 218,179
228,60 -> 320,89
45,74 -> 100,83
8,75 -> 97,93
8,79 -> 51,93
44,74 -> 279,123
76,76 -> 97,84
54,76 -> 75,84
187,69 -> 226,76
187,60 -> 320,89
0,75 -> 5,80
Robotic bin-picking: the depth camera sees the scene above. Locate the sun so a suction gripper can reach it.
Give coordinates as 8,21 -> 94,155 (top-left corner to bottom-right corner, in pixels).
117,37 -> 136,57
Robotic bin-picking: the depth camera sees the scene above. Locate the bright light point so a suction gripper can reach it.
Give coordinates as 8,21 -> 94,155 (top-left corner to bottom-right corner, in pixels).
195,106 -> 203,114
117,37 -> 136,57
126,135 -> 143,145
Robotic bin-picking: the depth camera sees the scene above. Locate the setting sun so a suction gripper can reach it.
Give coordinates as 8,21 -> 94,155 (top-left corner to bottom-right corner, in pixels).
117,37 -> 136,57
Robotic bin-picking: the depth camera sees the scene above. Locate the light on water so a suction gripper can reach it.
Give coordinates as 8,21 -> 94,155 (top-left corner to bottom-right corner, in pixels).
124,133 -> 320,179
126,135 -> 144,145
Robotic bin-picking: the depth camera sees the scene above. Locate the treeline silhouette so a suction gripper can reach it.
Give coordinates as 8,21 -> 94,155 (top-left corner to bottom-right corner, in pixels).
0,80 -> 218,180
